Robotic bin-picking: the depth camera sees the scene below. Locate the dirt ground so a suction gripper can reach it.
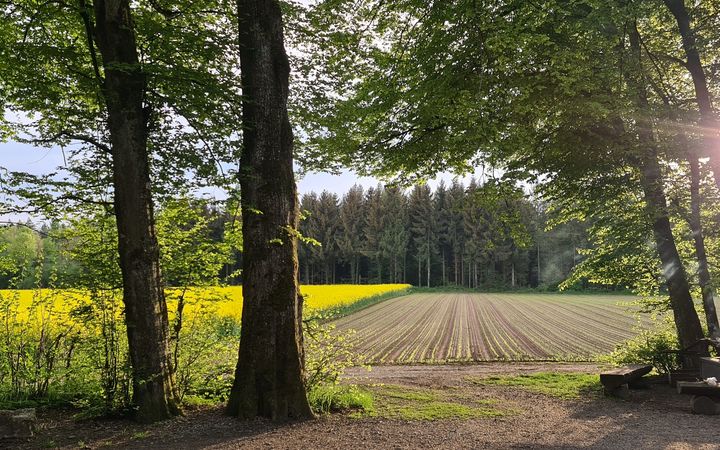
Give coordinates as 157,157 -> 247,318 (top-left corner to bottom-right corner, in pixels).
9,362 -> 720,450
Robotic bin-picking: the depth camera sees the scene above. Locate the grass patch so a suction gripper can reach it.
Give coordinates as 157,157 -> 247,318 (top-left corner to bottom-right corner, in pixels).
378,384 -> 440,402
363,384 -> 507,421
469,372 -> 602,399
308,384 -> 374,414
182,395 -> 221,408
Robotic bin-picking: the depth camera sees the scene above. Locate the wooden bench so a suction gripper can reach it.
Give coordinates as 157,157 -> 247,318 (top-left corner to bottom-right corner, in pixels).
661,338 -> 720,375
677,381 -> 720,415
600,365 -> 653,398
668,368 -> 701,387
700,357 -> 720,379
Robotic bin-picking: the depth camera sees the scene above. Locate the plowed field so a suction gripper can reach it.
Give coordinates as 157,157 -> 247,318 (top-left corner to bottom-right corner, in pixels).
333,293 -> 644,363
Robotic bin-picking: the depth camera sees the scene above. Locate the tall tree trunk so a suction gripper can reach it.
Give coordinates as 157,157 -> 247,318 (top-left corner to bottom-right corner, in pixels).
536,241 -> 541,286
441,249 -> 446,285
403,252 -> 406,283
417,257 -> 421,287
352,257 -> 356,284
474,262 -> 478,289
663,0 -> 720,191
92,0 -> 179,423
377,255 -> 382,283
665,2 -> 720,335
426,235 -> 431,288
628,23 -> 706,350
454,250 -> 458,285
688,152 -> 720,337
393,255 -> 397,283
227,0 -> 312,420
637,150 -> 705,349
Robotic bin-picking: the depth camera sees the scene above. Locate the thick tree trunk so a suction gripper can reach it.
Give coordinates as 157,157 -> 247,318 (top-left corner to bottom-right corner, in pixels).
688,152 -> 720,337
629,23 -> 706,350
663,0 -> 720,191
227,0 -> 312,421
637,150 -> 705,349
92,0 -> 179,423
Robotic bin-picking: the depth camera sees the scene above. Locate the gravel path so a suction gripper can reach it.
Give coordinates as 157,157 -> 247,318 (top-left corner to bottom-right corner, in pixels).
13,363 -> 720,450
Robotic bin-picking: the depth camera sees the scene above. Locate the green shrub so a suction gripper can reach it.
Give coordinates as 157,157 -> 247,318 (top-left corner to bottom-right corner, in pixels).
606,320 -> 679,373
304,313 -> 366,390
307,384 -> 373,414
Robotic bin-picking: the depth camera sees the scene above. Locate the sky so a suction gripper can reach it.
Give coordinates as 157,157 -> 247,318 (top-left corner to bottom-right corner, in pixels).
1,141 -> 482,201
0,141 -> 483,226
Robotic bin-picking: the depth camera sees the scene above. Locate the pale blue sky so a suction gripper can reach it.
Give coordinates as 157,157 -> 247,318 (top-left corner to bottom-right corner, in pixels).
1,141 -> 481,198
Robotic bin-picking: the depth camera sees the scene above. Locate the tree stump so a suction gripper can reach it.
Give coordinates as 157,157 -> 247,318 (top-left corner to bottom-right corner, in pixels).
691,396 -> 720,415
604,384 -> 630,399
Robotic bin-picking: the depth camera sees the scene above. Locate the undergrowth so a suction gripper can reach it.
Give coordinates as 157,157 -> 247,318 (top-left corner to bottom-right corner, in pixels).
308,384 -> 373,414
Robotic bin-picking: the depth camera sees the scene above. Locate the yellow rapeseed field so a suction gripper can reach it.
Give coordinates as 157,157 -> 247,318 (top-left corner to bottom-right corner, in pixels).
0,284 -> 411,321
211,284 -> 412,318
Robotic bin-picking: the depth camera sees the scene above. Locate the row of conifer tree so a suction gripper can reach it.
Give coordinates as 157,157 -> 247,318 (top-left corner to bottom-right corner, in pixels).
298,180 -> 588,289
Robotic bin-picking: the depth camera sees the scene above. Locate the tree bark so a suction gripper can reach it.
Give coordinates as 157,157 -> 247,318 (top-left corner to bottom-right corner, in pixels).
426,235 -> 431,288
663,0 -> 720,190
637,150 -> 705,349
441,249 -> 446,285
226,0 -> 313,421
454,250 -> 458,285
628,23 -> 706,350
536,241 -> 541,286
688,152 -> 720,337
417,257 -> 421,287
92,0 -> 179,423
511,262 -> 516,288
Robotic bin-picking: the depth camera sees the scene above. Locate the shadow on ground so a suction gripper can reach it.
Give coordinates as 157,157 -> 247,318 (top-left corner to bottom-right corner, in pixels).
14,364 -> 720,450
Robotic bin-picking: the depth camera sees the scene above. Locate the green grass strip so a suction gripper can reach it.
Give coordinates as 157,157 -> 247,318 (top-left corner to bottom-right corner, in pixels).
469,372 -> 602,399
313,287 -> 412,322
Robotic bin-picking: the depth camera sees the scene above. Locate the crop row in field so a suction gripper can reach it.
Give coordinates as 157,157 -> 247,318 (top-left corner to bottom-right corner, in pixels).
333,293 -> 646,363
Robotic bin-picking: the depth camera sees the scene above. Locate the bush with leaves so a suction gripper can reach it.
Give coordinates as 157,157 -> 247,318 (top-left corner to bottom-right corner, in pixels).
304,312 -> 364,390
303,309 -> 372,414
0,262 -> 92,408
606,316 -> 680,374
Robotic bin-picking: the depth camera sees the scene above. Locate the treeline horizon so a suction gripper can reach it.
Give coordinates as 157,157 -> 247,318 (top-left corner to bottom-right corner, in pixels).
298,179 -> 590,290
0,180 -> 595,291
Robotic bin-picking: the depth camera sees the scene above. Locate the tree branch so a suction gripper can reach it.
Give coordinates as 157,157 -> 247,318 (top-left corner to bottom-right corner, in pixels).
78,0 -> 104,87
